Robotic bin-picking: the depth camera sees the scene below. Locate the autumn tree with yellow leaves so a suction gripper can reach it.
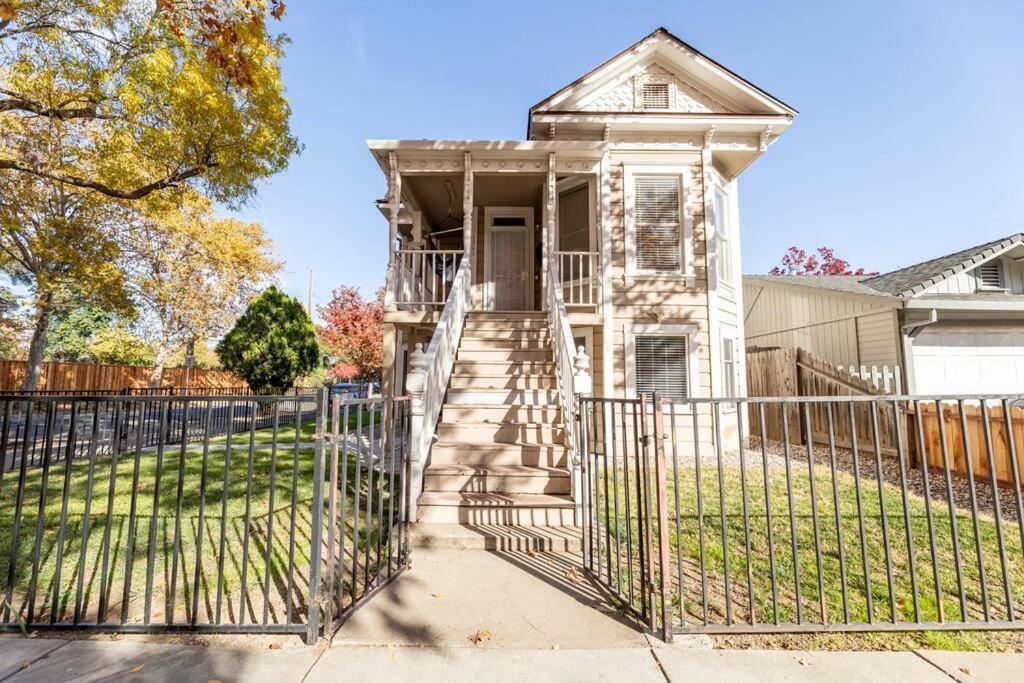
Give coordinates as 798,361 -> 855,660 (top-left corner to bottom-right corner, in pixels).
0,0 -> 298,390
124,191 -> 280,387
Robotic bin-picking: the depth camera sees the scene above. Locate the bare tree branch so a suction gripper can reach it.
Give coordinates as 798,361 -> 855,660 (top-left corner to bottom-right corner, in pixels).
0,157 -> 216,200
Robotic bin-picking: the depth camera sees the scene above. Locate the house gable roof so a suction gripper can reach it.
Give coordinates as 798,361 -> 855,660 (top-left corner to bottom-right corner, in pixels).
528,28 -> 797,127
744,274 -> 893,299
860,233 -> 1024,297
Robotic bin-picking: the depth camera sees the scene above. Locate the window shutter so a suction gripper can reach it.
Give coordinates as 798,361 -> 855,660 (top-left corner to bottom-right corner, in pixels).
635,336 -> 689,401
634,176 -> 681,272
642,83 -> 670,109
977,261 -> 1003,289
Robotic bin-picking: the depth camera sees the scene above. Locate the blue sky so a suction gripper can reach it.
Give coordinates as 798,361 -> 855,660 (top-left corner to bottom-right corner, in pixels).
239,0 -> 1024,314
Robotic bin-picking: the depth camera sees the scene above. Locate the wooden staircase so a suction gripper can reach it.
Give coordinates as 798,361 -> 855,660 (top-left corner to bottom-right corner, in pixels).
415,311 -> 576,528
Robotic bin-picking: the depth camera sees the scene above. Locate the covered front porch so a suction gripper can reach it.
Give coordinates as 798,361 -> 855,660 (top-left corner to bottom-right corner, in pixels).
372,141 -> 607,325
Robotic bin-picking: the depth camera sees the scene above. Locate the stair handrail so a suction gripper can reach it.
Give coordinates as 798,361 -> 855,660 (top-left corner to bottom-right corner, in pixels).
545,255 -> 592,473
405,255 -> 473,519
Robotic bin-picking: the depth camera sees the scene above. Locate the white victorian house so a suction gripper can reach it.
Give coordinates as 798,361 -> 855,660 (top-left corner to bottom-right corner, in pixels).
369,28 -> 796,526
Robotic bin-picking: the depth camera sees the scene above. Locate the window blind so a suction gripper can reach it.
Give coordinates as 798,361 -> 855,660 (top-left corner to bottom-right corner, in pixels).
634,176 -> 681,272
635,335 -> 689,401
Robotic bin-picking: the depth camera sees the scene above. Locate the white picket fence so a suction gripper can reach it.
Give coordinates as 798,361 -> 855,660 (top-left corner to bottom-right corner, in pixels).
836,364 -> 903,394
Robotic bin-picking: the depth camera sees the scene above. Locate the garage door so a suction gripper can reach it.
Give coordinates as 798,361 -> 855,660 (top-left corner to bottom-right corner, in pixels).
913,326 -> 1024,394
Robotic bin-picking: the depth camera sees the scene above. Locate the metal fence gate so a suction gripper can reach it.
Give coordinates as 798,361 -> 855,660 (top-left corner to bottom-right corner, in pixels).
0,390 -> 410,643
579,394 -> 1024,641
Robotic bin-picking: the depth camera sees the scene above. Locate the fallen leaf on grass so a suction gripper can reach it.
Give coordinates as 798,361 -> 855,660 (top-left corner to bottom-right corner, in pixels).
431,593 -> 447,599
129,663 -> 146,673
895,598 -> 906,611
565,567 -> 584,585
468,629 -> 493,645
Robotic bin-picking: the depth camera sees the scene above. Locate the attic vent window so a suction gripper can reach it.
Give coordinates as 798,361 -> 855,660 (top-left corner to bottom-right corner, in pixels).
977,261 -> 1004,290
642,83 -> 670,109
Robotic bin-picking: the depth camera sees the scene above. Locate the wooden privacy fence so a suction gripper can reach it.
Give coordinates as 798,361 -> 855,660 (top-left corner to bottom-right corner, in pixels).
746,346 -> 899,456
0,359 -> 244,392
908,400 -> 1024,489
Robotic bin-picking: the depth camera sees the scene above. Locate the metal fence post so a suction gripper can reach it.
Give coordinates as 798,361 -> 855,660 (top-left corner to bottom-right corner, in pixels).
306,388 -> 328,643
652,392 -> 672,643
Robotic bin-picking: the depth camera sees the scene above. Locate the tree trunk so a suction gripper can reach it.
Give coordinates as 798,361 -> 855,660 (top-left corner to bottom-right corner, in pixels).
22,291 -> 54,393
148,343 -> 169,389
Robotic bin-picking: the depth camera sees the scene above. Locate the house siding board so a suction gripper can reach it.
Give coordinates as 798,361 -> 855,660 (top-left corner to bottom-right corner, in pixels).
744,282 -> 897,367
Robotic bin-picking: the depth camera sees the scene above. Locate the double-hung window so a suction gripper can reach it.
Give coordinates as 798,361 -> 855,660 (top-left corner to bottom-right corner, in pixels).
721,336 -> 736,397
625,324 -> 698,406
712,184 -> 732,283
625,166 -> 690,280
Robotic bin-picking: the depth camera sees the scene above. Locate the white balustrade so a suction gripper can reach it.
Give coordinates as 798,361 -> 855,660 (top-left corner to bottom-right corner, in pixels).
404,256 -> 473,519
394,249 -> 464,309
555,251 -> 599,307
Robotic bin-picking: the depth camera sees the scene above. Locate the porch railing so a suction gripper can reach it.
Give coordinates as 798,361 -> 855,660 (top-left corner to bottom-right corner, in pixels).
394,249 -> 464,309
405,255 -> 473,519
545,255 -> 591,497
555,251 -> 599,307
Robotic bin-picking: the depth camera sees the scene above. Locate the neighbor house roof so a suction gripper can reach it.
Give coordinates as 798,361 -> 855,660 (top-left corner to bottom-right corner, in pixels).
860,233 -> 1024,297
743,275 -> 892,298
746,233 -> 1024,301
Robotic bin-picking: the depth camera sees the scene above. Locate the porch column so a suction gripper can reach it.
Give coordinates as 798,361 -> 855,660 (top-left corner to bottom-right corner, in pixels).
462,151 -> 474,301
384,151 -> 401,311
543,151 -> 556,309
600,150 -> 613,400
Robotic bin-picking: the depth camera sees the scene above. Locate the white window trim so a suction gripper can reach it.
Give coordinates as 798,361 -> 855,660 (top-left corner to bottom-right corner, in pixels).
624,164 -> 694,285
719,331 -> 739,410
624,323 -> 700,412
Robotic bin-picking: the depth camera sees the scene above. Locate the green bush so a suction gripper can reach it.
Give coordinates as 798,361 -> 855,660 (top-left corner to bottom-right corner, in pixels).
216,286 -> 319,393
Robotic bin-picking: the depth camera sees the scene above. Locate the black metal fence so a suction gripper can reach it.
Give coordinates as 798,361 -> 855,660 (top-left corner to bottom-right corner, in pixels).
579,394 -> 1024,641
0,390 -> 409,643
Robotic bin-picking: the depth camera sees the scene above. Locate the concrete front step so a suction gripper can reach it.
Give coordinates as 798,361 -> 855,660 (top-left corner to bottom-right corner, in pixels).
448,375 -> 556,390
436,421 -> 564,445
416,492 -> 576,526
456,349 -> 552,362
445,389 -> 558,406
423,464 -> 570,494
466,311 -> 546,319
460,329 -> 550,342
442,404 -> 562,423
407,523 -> 582,552
430,442 -> 567,467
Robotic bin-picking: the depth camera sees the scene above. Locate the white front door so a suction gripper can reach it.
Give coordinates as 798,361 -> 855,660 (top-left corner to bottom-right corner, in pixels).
489,226 -> 532,310
912,325 -> 1024,394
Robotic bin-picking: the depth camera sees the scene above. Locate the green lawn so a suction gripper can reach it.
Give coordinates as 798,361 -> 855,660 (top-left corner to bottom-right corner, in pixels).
0,419 -> 399,630
208,409 -> 382,446
589,460 -> 1024,650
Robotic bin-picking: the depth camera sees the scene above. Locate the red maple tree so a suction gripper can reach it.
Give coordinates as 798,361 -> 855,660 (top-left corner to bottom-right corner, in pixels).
769,246 -> 877,276
317,286 -> 384,382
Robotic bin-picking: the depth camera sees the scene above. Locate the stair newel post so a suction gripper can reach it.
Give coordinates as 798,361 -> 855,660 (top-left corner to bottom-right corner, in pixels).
572,346 -> 592,526
406,342 -> 428,522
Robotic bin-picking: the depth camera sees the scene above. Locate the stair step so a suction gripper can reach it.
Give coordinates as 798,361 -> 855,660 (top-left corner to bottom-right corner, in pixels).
448,375 -> 556,390
445,389 -> 558,405
457,349 -> 551,362
459,338 -> 549,351
466,311 -> 546,320
430,442 -> 567,467
461,330 -> 550,342
452,363 -> 555,380
423,464 -> 570,494
442,404 -> 562,423
436,422 -> 564,445
416,492 -> 576,526
407,523 -> 581,552
464,320 -> 548,331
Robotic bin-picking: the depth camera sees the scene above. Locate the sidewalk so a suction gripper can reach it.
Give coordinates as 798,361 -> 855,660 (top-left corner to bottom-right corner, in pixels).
2,636 -> 1021,682
1,547 -> 1021,681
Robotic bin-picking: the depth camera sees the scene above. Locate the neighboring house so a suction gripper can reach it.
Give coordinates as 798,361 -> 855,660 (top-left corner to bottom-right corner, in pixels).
370,28 -> 796,525
743,233 -> 1024,394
